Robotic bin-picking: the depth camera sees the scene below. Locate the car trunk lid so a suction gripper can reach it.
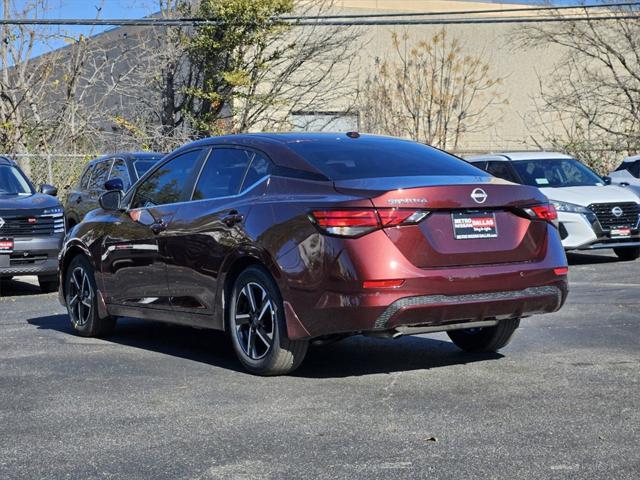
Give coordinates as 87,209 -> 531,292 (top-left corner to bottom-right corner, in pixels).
334,176 -> 551,268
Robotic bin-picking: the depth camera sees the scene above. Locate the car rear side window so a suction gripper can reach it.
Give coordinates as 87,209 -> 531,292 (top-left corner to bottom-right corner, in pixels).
79,165 -> 94,189
285,138 -> 485,180
110,159 -> 131,190
132,149 -> 203,208
192,148 -> 255,201
87,160 -> 113,191
242,152 -> 272,190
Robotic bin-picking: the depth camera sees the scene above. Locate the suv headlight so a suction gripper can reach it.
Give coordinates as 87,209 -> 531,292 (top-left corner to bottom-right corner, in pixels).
551,201 -> 590,214
43,206 -> 63,216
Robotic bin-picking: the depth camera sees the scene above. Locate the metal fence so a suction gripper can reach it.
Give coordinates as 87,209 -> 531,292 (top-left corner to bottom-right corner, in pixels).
3,148 -> 615,202
1,154 -> 95,201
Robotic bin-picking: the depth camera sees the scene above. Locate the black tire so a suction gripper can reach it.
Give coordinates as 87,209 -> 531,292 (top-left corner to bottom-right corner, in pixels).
613,246 -> 640,261
38,275 -> 59,293
227,266 -> 308,375
64,255 -> 116,337
447,318 -> 520,353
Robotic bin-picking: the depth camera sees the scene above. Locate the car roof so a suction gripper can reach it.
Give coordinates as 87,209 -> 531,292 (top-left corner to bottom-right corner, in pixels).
467,152 -> 574,162
87,152 -> 165,165
169,132 -> 427,177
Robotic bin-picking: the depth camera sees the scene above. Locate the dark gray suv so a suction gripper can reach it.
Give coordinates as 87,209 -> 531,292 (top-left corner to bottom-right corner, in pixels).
64,152 -> 163,229
0,156 -> 64,292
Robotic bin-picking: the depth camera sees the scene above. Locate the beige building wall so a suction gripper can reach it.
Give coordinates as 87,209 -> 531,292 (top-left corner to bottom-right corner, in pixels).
322,1 -> 566,152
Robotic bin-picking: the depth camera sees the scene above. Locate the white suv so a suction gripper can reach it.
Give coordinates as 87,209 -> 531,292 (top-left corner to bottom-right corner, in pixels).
467,152 -> 640,260
609,155 -> 640,197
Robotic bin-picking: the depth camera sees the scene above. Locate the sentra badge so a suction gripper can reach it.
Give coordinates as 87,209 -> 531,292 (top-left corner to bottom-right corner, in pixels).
388,198 -> 428,205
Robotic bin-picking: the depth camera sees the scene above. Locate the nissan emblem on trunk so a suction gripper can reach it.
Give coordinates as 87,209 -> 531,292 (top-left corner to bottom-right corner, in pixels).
471,188 -> 488,204
611,206 -> 623,217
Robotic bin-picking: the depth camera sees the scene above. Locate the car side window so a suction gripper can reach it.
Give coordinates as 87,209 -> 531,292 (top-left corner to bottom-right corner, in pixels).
242,152 -> 272,190
486,161 -> 520,184
110,158 -> 131,190
192,148 -> 254,201
87,160 -> 113,191
131,149 -> 203,209
79,165 -> 94,189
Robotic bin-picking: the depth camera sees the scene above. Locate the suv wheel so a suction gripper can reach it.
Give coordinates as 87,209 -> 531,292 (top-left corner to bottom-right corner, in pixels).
448,318 -> 520,353
613,246 -> 640,261
38,275 -> 59,293
228,266 -> 308,376
64,255 -> 116,337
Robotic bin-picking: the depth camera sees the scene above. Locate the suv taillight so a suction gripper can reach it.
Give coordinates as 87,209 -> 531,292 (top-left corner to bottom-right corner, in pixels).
309,209 -> 429,237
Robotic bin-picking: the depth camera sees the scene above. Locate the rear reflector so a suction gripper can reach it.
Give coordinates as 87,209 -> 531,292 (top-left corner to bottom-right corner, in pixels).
310,208 -> 428,237
363,279 -> 405,289
554,267 -> 569,276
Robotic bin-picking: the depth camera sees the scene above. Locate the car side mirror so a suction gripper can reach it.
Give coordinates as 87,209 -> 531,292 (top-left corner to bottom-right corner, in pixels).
39,184 -> 58,196
99,190 -> 123,211
602,176 -> 612,185
104,177 -> 124,191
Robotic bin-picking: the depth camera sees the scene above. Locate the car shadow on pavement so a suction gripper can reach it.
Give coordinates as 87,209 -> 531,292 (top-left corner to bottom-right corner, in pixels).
0,278 -> 44,297
296,336 -> 502,378
566,252 -> 620,265
28,313 -> 503,377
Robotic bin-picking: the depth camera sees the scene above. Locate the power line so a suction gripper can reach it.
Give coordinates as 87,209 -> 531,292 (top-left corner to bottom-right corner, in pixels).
281,1 -> 640,20
1,14 -> 639,27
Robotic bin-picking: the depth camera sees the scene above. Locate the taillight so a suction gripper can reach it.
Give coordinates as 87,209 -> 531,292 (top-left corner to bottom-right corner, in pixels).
310,208 -> 428,237
524,203 -> 558,227
309,210 -> 379,237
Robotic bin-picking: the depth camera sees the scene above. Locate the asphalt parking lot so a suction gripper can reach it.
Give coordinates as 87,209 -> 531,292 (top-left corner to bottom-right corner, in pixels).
1,252 -> 638,480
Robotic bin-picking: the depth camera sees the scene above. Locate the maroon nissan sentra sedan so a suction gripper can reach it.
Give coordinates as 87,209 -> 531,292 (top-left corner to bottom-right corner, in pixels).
58,133 -> 568,375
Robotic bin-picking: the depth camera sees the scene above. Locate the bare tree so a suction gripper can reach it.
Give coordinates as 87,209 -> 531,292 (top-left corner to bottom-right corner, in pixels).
516,3 -> 640,173
360,29 -> 505,151
115,0 -> 360,148
0,0 -> 150,161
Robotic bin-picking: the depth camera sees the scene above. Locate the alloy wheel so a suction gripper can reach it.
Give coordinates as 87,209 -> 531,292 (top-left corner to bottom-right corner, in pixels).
67,266 -> 93,328
233,281 -> 275,360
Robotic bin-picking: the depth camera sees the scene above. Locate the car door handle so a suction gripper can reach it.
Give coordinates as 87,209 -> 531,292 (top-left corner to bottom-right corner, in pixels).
223,211 -> 244,227
150,220 -> 168,234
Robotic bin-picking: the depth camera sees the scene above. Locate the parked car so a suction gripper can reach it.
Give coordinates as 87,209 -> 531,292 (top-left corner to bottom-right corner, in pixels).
58,133 -> 568,375
0,156 -> 64,292
608,154 -> 640,196
64,152 -> 163,229
467,152 -> 640,260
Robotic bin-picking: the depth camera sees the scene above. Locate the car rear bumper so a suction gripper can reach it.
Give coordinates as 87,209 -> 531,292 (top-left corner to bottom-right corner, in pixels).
0,234 -> 62,278
279,225 -> 569,340
284,275 -> 568,340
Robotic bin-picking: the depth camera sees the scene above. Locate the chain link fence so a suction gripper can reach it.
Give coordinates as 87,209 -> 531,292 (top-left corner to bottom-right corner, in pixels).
3,148 -> 624,203
3,154 -> 95,201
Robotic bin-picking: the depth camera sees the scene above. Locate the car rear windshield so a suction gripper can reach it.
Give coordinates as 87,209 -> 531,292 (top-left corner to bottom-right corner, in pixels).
134,159 -> 161,178
511,159 -> 604,188
0,165 -> 33,195
285,138 -> 485,180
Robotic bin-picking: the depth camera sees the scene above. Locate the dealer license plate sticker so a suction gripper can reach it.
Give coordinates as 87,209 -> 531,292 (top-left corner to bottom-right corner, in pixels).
452,212 -> 498,240
0,239 -> 14,253
611,227 -> 631,238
